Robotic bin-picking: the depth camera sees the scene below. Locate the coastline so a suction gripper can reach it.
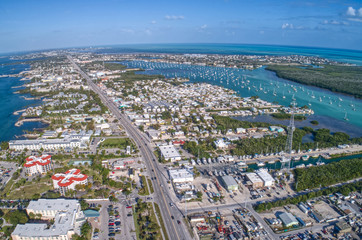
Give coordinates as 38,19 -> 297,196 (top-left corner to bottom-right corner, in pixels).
15,118 -> 50,127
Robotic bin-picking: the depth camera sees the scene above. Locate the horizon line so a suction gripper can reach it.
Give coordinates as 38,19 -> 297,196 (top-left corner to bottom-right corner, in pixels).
1,42 -> 362,56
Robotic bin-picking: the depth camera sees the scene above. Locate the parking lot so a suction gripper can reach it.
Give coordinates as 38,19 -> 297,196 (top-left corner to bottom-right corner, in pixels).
0,161 -> 18,188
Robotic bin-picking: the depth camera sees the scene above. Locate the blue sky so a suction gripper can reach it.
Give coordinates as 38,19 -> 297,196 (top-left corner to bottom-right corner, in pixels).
1,0 -> 362,53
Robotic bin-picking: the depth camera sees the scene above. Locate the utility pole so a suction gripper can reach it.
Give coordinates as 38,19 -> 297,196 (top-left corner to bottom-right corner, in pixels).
285,101 -> 296,171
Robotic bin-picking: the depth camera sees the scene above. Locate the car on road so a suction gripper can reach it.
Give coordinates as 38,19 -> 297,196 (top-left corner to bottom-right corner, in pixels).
170,202 -> 174,207
177,220 -> 181,224
171,216 -> 174,219
108,233 -> 115,237
126,205 -> 132,209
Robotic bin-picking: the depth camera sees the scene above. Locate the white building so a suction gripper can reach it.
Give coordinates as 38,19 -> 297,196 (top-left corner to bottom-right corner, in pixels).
256,169 -> 275,187
159,145 -> 181,162
52,169 -> 88,195
169,169 -> 194,183
214,139 -> 227,149
9,139 -> 82,151
11,199 -> 85,240
23,154 -> 52,176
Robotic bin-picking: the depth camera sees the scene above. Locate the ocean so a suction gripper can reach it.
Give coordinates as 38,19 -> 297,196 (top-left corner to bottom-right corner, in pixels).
0,57 -> 45,142
93,43 -> 362,66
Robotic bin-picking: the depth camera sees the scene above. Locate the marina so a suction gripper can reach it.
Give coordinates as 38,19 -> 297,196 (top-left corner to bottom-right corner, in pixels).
120,60 -> 362,130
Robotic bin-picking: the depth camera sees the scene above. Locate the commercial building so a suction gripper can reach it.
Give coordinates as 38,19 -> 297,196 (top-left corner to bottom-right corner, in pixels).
9,131 -> 91,151
169,168 -> 194,183
256,169 -> 274,187
52,169 -> 88,195
23,154 -> 52,176
245,173 -> 264,188
9,139 -> 82,151
221,175 -> 238,191
159,145 -> 181,162
278,212 -> 299,227
11,199 -> 85,240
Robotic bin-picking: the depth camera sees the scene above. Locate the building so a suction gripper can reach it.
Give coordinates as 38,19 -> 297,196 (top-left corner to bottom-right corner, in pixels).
9,131 -> 91,151
335,220 -> 352,236
269,126 -> 285,133
278,212 -> 299,227
23,154 -> 52,176
9,139 -> 82,151
256,169 -> 274,187
169,169 -> 194,183
214,139 -> 228,149
112,159 -> 135,170
236,128 -> 246,134
11,199 -> 85,240
221,175 -> 238,191
245,173 -> 264,188
159,145 -> 181,162
52,169 -> 88,195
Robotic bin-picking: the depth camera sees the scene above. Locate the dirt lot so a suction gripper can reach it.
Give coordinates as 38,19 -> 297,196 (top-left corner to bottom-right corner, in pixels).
312,200 -> 341,219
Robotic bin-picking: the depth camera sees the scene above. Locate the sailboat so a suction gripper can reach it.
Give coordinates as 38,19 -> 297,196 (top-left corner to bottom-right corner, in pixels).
344,112 -> 349,121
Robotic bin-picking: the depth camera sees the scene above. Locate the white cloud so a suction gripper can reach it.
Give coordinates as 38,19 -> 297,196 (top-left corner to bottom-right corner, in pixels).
164,15 -> 184,20
200,24 -> 207,29
346,6 -> 356,16
345,7 -> 362,22
282,23 -> 308,30
348,18 -> 362,22
259,30 -> 264,34
322,20 -> 348,25
282,23 -> 293,29
151,20 -> 157,24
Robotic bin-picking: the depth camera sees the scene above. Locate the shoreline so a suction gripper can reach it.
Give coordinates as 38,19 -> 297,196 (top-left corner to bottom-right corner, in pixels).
15,118 -> 50,127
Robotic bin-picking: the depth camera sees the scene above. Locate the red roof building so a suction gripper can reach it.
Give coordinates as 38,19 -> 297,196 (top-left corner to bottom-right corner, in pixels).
52,169 -> 88,195
24,155 -> 52,176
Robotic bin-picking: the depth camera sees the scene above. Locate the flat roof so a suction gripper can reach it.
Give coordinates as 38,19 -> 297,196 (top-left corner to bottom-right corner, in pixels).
13,199 -> 82,238
256,170 -> 274,183
27,198 -> 78,212
169,169 -> 193,180
245,173 -> 263,183
159,145 -> 181,159
222,175 -> 238,186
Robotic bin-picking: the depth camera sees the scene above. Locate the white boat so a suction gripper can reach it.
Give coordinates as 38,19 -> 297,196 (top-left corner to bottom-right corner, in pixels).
344,112 -> 349,121
257,161 -> 265,167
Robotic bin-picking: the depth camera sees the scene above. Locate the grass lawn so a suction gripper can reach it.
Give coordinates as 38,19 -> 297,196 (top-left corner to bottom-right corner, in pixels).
100,138 -> 134,149
4,178 -> 52,199
147,178 -> 154,194
138,176 -> 150,196
132,206 -> 140,240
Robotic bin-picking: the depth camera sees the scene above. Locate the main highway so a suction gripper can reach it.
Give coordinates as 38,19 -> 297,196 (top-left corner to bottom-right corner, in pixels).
67,55 -> 192,240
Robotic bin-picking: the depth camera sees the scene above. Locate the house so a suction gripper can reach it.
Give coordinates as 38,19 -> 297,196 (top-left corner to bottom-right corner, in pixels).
214,139 -> 228,149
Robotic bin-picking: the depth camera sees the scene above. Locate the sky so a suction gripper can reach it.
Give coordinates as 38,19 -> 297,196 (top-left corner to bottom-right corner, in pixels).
0,0 -> 362,53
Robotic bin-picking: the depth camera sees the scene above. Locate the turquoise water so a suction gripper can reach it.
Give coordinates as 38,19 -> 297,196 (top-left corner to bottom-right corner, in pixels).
121,60 -> 362,131
95,43 -> 362,66
0,57 -> 45,142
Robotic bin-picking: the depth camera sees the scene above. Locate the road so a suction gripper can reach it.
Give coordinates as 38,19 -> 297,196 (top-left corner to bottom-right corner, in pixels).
68,55 -> 191,240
